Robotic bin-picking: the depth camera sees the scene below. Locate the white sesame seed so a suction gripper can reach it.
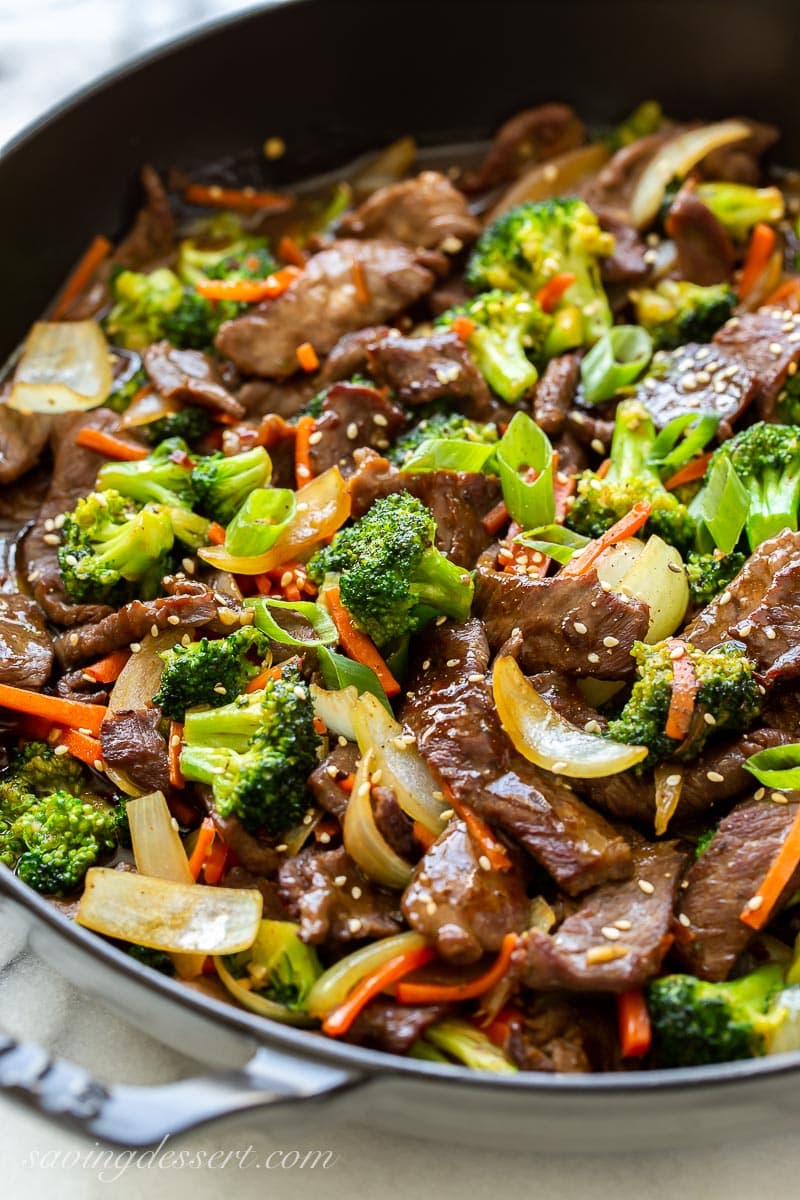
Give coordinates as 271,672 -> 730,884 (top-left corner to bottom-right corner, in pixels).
614,919 -> 632,931
182,557 -> 196,574
446,658 -> 459,668
346,422 -> 359,440
745,895 -> 763,912
737,621 -> 753,637
435,615 -> 447,626
308,430 -> 323,446
93,759 -> 104,772
468,673 -> 484,683
276,844 -> 288,853
130,642 -> 142,653
372,413 -> 388,427
637,879 -> 655,895
213,684 -> 227,695
769,342 -> 783,356
53,744 -> 69,757
666,774 -> 681,787
334,875 -> 347,887
302,812 -> 313,825
478,855 -> 492,871
425,901 -> 437,915
771,791 -> 789,804
422,659 -> 431,671
718,591 -> 732,606
754,787 -> 766,800
586,945 -> 629,965
669,645 -> 684,660
587,652 -> 600,664
318,831 -> 331,844
42,533 -> 60,545
601,925 -> 621,941
181,633 -> 192,647
703,712 -> 717,726
347,918 -> 363,933
678,913 -> 691,927
590,438 -> 606,455
351,886 -> 363,900
574,621 -> 588,634
764,625 -> 777,640
603,636 -> 619,648
707,770 -> 725,783
325,764 -> 339,778
584,719 -> 602,734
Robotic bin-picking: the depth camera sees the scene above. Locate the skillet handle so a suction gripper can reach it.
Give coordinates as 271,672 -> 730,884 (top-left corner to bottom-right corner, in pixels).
0,1031 -> 363,1146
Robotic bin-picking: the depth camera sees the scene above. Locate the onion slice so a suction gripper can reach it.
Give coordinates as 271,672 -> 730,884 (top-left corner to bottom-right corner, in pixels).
630,120 -> 752,229
310,683 -> 360,742
615,535 -> 689,643
351,137 -> 417,198
492,655 -> 648,778
343,747 -> 413,889
305,931 -> 428,1018
489,142 -> 611,220
9,320 -> 113,412
653,765 -> 683,837
76,868 -> 262,954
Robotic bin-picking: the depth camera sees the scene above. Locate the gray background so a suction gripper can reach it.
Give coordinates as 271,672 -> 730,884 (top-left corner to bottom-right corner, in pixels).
0,1 -> 798,1194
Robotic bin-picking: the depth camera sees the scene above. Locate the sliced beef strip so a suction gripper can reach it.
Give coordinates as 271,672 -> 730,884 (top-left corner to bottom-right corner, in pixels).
676,797 -> 800,981
308,743 -> 359,822
504,994 -> 619,1073
665,186 -> 736,285
0,594 -> 53,689
53,577 -> 218,668
552,427 -> 588,476
728,557 -> 800,687
318,325 -> 392,383
111,165 -> 176,270
474,557 -> 649,680
463,104 -> 586,193
237,375 -> 319,420
215,240 -> 437,378
277,844 -> 403,945
639,342 -> 758,438
221,868 -> 288,919
348,450 -> 502,569
344,999 -> 449,1055
54,668 -> 109,706
0,407 -> 52,485
143,342 -> 245,419
100,708 -> 169,794
513,841 -> 685,992
685,529 -> 800,650
582,130 -> 675,214
401,620 -> 632,895
22,409 -> 121,628
712,308 -> 800,421
401,817 -> 529,964
595,209 -> 649,285
338,171 -> 480,250
365,329 -> 497,418
699,119 -> 779,185
427,277 -> 472,318
308,382 -> 406,478
533,352 -> 581,435
371,786 -> 420,864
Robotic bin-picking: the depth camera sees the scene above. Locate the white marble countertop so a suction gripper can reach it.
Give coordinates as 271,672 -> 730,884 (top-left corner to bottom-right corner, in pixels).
1,3 -> 800,1195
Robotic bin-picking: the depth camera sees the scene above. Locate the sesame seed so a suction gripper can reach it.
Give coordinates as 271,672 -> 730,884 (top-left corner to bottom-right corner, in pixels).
338,735 -> 348,747
478,855 -> 492,871
754,787 -> 766,800
308,430 -> 323,446
432,790 -> 444,800
346,422 -> 358,440
53,744 -> 69,757
425,901 -> 437,915
574,621 -> 588,634
584,719 -> 602,734
334,875 -> 347,887
130,642 -> 142,653
351,886 -> 363,900
93,759 -> 104,772
181,634 -> 192,647
669,644 -> 684,660
149,624 -> 159,639
446,658 -> 460,668
318,832 -> 331,844
587,652 -> 600,664
603,636 -> 619,648
294,685 -> 307,701
707,770 -> 725,783
325,764 -> 339,778
372,412 -> 388,427
737,621 -> 753,637
468,673 -> 484,683
42,533 -> 60,545
601,925 -> 621,941
703,712 -> 717,726
435,615 -> 447,626
764,625 -> 777,640
769,342 -> 783,356
551,761 -> 567,773
678,913 -> 691,928
666,774 -> 681,787
182,557 -> 196,574
347,918 -> 363,934
422,659 -> 431,671
440,235 -> 463,254
614,919 -> 632,931
695,370 -> 710,385
217,608 -> 239,626
586,945 -> 629,965
744,895 -> 763,912
637,879 -> 655,895
590,438 -> 605,455
302,812 -> 313,825
439,808 -> 455,819
771,791 -> 789,804
213,684 -> 227,695
276,844 -> 288,853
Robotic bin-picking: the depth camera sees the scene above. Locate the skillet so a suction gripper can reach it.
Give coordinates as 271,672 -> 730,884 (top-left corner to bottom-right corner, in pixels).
2,0 -> 800,1151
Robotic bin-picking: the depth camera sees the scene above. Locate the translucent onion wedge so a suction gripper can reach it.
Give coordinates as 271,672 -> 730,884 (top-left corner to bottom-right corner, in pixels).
9,320 -> 113,412
615,534 -> 689,643
351,692 -> 448,833
595,538 -> 646,590
343,747 -> 413,889
493,655 -> 648,778
630,120 -> 751,229
310,683 -> 360,742
198,467 -> 350,574
120,388 -> 179,429
654,765 -> 683,837
305,931 -> 427,1018
76,868 -> 262,954
489,142 -> 611,219
126,790 -> 204,979
351,136 -> 417,199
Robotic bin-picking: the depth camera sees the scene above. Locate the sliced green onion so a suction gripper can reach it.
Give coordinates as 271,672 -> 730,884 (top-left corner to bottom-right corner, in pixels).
247,596 -> 337,647
744,744 -> 800,790
402,438 -> 498,475
316,645 -> 392,712
514,524 -> 589,565
580,325 -> 653,404
496,412 -> 555,527
224,488 -> 296,557
696,455 -> 748,555
649,413 -> 720,478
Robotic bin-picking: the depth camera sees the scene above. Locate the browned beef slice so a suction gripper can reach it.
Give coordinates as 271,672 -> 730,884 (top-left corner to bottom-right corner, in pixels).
474,559 -> 649,680
464,104 -> 586,192
237,376 -> 319,420
278,844 -> 403,944
53,578 -> 217,668
0,407 -> 52,485
349,450 -> 501,569
111,166 -> 176,270
505,994 -> 619,1073
533,353 -> 581,435
371,786 -> 420,863
308,743 -> 359,822
215,240 -> 436,378
514,841 -> 685,992
728,557 -> 800,687
401,620 -> 632,894
221,867 -> 288,919
144,342 -> 244,419
686,529 -> 800,650
0,594 -> 53,688
665,186 -> 736,285
552,428 -> 588,476
319,326 -> 392,383
595,209 -> 649,285
582,130 -> 675,214
699,119 -> 779,185
345,1000 -> 449,1055
54,669 -> 109,706
308,382 -> 405,478
100,708 -> 169,794
427,277 -> 472,318
209,809 -> 281,877
401,817 -> 529,964
338,171 -> 480,250
713,308 -> 800,420
565,407 -> 615,454
676,797 -> 800,981
22,409 -> 120,628
365,329 -> 495,418
639,342 -> 758,437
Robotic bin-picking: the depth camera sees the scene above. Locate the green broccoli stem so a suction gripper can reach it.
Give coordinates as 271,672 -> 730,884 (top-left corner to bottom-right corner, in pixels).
411,549 -> 474,624
606,401 -> 658,486
182,693 -> 264,753
179,744 -> 237,785
746,467 -> 800,547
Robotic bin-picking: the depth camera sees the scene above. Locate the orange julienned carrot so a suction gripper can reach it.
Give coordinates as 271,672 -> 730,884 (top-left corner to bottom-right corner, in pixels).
246,665 -> 285,693
352,258 -> 370,304
207,521 -> 227,546
183,183 -> 294,212
74,428 -> 149,461
322,944 -> 437,1037
202,837 -> 229,885
482,500 -> 510,536
169,721 -> 185,790
188,817 -> 216,880
664,452 -> 713,491
617,989 -> 652,1058
0,685 -> 107,736
195,266 -> 301,303
763,276 -> 800,310
58,728 -> 104,770
51,234 -> 113,320
738,222 -> 777,300
665,642 -> 698,742
560,501 -> 652,578
740,805 -> 800,930
325,586 -> 401,697
451,315 -> 476,342
296,341 -> 320,372
395,933 -> 519,1005
412,820 -> 437,852
485,1005 -> 524,1047
83,649 -> 131,684
535,272 -> 576,314
294,415 -> 315,487
442,783 -> 512,872
277,235 -> 308,267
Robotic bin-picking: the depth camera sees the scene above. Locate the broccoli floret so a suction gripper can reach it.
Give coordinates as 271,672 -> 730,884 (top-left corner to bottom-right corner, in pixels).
192,446 -> 273,525
566,398 -> 696,554
647,966 -> 785,1067
705,422 -> 800,550
307,492 -> 474,649
58,489 -> 174,605
140,407 -> 213,448
694,824 -> 718,858
694,182 -> 785,242
632,280 -> 736,350
97,438 -> 196,509
176,213 -> 276,285
389,412 -> 498,466
127,944 -> 175,975
180,666 -> 321,835
685,550 -> 746,607
7,741 -> 84,798
106,366 -> 148,414
106,268 -> 185,351
436,290 -> 552,401
220,919 -> 321,1011
607,638 -> 762,766
606,100 -> 664,151
153,626 -> 271,721
14,790 -> 119,896
161,290 -> 242,351
414,1018 -> 517,1073
466,198 -> 615,344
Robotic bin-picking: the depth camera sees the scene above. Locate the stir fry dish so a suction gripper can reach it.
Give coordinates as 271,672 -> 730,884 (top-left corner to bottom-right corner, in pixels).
7,100 -> 800,1075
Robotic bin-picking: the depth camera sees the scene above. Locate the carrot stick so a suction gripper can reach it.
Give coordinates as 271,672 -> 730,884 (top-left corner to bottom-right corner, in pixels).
187,817 -> 216,880
83,649 -> 130,684
74,428 -> 148,461
595,457 -> 612,480
246,664 -> 289,694
195,267 -> 301,304
322,944 -> 437,1037
617,989 -> 652,1058
451,316 -> 476,342
535,272 -> 576,314
202,837 -> 229,885
207,521 -> 227,546
740,805 -> 800,930
412,820 -> 437,851
51,234 -> 113,320
665,641 -> 698,742
277,235 -> 308,268
395,933 -> 519,1005
183,183 -> 294,213
352,258 -> 370,304
560,501 -> 652,578
0,684 -> 106,736
58,728 -> 104,771
664,452 -> 713,491
441,783 -> 512,872
296,341 -> 320,372
738,222 -> 777,301
325,585 -> 401,697
764,277 -> 800,310
339,773 -> 356,795
294,415 -> 315,487
484,1004 -> 524,1048
169,721 -> 185,790
482,500 -> 510,535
